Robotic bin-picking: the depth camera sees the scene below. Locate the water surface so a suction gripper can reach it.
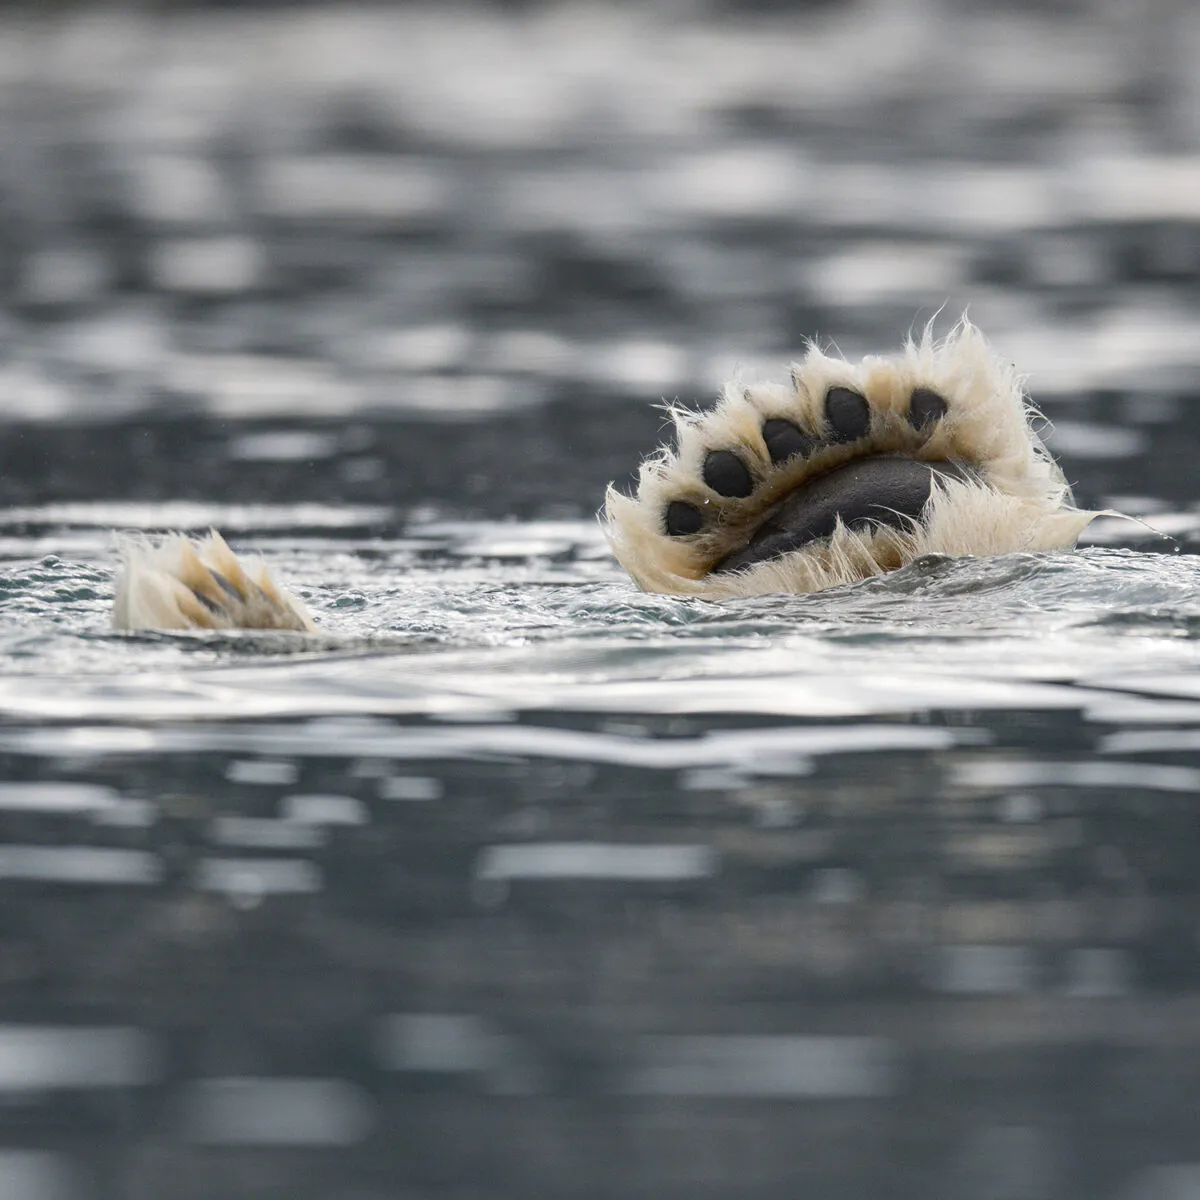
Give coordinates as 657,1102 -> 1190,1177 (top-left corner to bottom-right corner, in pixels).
2,2 -> 1200,1197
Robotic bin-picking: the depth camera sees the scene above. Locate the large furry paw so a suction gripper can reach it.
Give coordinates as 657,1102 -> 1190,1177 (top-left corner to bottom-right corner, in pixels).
603,320 -> 1098,598
113,531 -> 316,632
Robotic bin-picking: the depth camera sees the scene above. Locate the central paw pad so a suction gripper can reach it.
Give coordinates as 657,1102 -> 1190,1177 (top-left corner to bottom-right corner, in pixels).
604,320 -> 1096,598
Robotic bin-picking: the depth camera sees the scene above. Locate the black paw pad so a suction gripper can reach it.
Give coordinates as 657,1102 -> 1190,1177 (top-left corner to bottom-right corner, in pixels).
702,450 -> 754,498
825,388 -> 871,442
665,500 -> 704,537
762,418 -> 817,465
908,388 -> 948,429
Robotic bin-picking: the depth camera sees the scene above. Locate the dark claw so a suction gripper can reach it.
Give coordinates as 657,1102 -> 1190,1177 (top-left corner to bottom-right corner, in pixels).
702,450 -> 754,498
665,500 -> 704,537
908,388 -> 948,429
825,388 -> 871,442
209,569 -> 243,600
762,418 -> 818,465
190,588 -> 226,616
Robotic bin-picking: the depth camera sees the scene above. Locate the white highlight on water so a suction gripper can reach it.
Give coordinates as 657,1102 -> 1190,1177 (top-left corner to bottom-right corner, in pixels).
474,842 -> 718,884
179,1077 -> 373,1146
621,1035 -> 896,1098
0,1026 -> 158,1091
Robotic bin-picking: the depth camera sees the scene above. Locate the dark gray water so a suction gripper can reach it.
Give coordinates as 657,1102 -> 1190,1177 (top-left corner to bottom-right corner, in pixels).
3,2 -> 1200,1197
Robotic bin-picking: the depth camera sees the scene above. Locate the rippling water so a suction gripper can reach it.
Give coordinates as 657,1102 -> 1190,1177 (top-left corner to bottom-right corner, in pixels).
3,1 -> 1200,1197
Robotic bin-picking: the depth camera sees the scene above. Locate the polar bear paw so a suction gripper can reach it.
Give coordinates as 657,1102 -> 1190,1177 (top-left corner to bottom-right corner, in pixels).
603,319 -> 1098,598
112,530 -> 316,632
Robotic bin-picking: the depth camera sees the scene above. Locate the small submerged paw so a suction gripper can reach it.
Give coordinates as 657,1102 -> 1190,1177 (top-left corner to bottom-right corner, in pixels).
603,319 -> 1097,598
113,531 -> 316,633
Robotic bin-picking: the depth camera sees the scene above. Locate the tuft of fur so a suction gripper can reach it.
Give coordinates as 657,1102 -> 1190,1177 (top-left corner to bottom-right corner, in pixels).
112,530 -> 316,632
602,319 -> 1098,597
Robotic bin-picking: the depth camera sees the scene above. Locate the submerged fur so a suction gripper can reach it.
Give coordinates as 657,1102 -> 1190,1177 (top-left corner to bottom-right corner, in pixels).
112,530 -> 316,632
602,319 -> 1098,597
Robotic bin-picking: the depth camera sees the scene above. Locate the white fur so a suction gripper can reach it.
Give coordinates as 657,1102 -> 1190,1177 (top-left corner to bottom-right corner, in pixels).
112,531 -> 316,632
603,319 -> 1098,597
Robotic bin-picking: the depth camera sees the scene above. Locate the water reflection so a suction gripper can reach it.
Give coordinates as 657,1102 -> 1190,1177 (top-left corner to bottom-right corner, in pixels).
474,842 -> 719,885
0,847 -> 161,885
179,1078 -> 373,1147
0,1026 -> 158,1090
0,1152 -> 81,1200
620,1035 -> 896,1099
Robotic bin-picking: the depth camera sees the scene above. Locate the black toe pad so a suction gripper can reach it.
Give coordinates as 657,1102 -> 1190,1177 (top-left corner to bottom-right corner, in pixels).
909,388 -> 948,429
665,500 -> 704,537
825,388 -> 871,442
762,418 -> 818,465
702,450 -> 754,498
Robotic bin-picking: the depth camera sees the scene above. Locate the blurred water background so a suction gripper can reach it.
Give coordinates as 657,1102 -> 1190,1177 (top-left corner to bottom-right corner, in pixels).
2,0 -> 1200,1196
